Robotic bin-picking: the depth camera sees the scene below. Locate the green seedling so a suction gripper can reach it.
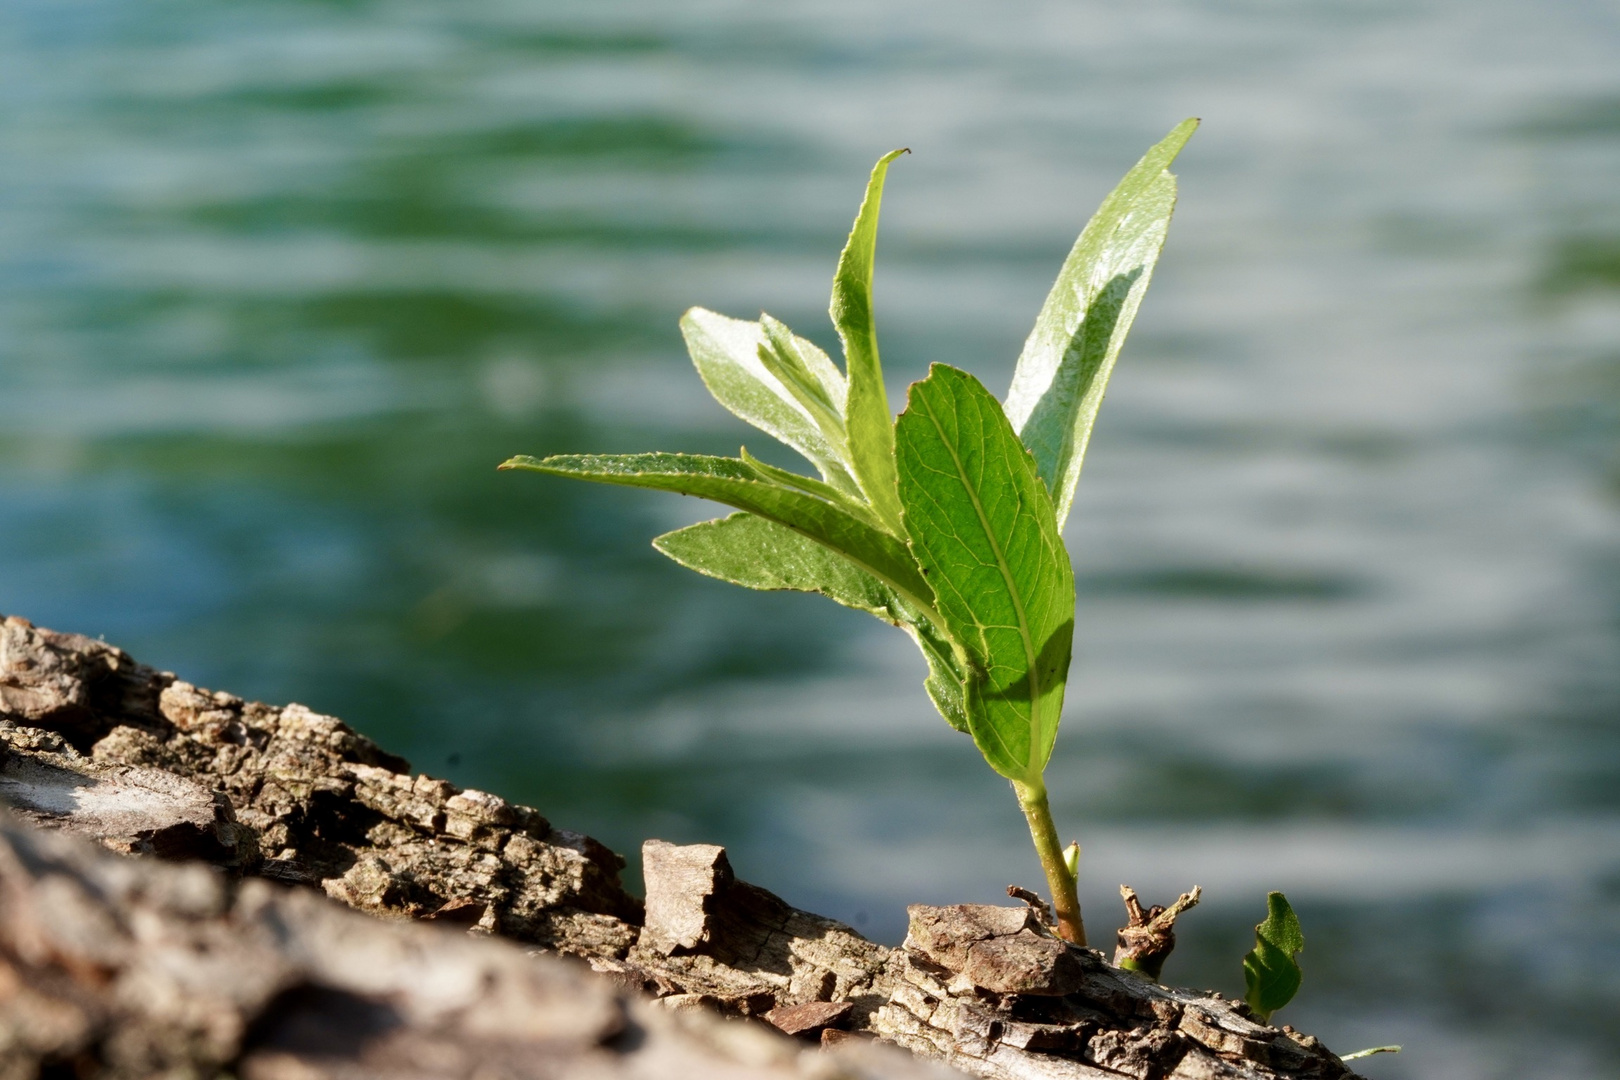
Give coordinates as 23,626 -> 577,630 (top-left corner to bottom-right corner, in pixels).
1242,894 -> 1400,1057
1243,891 -> 1305,1022
502,119 -> 1199,945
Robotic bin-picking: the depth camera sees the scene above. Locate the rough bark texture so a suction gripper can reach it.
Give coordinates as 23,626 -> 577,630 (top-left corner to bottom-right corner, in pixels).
602,840 -> 900,1030
878,905 -> 1352,1080
0,614 -> 1366,1080
0,810 -> 956,1080
0,613 -> 640,958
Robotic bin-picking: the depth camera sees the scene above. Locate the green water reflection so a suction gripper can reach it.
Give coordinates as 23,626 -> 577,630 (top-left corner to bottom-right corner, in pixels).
2,2 -> 1619,1076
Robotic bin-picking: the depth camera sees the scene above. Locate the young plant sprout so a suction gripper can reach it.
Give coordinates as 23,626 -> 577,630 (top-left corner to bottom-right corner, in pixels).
1241,892 -> 1399,1058
1243,891 -> 1305,1022
502,119 -> 1198,946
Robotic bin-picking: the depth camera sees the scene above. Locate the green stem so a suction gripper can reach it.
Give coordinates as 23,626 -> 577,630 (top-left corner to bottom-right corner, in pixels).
1014,780 -> 1085,946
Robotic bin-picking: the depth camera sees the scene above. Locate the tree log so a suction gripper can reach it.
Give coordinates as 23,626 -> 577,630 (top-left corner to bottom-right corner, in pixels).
0,614 -> 1365,1080
0,808 -> 956,1079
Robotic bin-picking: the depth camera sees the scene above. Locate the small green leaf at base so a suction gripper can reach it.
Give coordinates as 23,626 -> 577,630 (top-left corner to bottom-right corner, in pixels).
1341,1046 -> 1402,1062
1242,891 -> 1304,1023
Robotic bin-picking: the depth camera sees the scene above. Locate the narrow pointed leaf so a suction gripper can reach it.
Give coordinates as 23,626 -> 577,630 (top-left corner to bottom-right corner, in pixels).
831,148 -> 909,533
753,318 -> 853,491
681,307 -> 859,494
500,452 -> 931,611
1005,118 -> 1198,529
1242,891 -> 1304,1022
655,512 -> 969,734
760,313 -> 847,418
737,447 -> 884,531
895,365 -> 1075,782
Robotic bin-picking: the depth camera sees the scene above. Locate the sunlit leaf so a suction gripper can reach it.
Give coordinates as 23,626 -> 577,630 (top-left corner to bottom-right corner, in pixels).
499,451 -> 931,611
654,510 -> 908,623
1004,118 -> 1198,529
758,313 -> 847,425
505,125 -> 1192,944
894,364 -> 1074,782
831,148 -> 909,534
737,447 -> 884,532
656,511 -> 968,733
680,307 -> 860,496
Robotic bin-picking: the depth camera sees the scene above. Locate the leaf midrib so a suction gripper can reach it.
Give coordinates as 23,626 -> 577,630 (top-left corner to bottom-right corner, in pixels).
914,388 -> 1043,778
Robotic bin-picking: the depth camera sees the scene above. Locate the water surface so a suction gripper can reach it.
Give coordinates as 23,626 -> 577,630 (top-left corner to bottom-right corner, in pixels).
2,2 -> 1618,1075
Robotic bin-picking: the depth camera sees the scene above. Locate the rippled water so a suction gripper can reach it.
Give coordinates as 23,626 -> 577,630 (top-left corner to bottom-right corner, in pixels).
3,1 -> 1619,1075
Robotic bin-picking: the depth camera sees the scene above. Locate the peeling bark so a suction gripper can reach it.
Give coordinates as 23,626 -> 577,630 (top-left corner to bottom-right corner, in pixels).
0,614 -> 1367,1080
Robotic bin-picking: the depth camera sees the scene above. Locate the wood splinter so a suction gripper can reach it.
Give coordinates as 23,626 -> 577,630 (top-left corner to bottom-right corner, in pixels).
1005,884 -> 1055,928
1114,883 -> 1202,981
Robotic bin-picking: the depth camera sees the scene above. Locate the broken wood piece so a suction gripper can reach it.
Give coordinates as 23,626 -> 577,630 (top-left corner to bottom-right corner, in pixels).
640,839 -> 733,953
1006,884 -> 1055,927
1114,884 -> 1203,982
904,904 -> 1084,996
629,839 -> 898,1028
765,1000 -> 854,1038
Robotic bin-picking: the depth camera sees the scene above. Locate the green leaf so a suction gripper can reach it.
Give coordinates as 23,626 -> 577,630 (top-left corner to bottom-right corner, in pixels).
894,364 -> 1075,783
655,512 -> 969,734
916,625 -> 970,734
500,451 -> 932,614
831,148 -> 909,534
737,447 -> 884,532
1341,1047 -> 1402,1062
681,307 -> 860,496
654,511 -> 907,623
759,313 -> 848,425
1243,891 -> 1304,1022
1004,118 -> 1198,530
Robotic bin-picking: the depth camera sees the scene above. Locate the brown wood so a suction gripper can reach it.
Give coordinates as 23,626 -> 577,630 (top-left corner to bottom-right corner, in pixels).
0,613 -> 1367,1080
0,809 -> 955,1079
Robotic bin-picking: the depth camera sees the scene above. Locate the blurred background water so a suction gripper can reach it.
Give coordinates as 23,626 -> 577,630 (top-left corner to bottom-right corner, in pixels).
2,0 -> 1619,1074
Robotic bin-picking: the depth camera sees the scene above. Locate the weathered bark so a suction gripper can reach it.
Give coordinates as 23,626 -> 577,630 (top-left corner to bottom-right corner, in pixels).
0,809 -> 957,1079
0,613 -> 1366,1080
603,840 -> 900,1029
878,904 -> 1351,1080
0,613 -> 640,958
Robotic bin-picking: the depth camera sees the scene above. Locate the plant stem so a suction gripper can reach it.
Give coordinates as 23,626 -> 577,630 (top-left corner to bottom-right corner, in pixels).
1014,780 -> 1085,946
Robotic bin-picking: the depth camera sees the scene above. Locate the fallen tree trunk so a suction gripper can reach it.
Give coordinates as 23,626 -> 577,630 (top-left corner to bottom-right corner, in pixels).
0,614 -> 1364,1080
0,808 -> 955,1079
